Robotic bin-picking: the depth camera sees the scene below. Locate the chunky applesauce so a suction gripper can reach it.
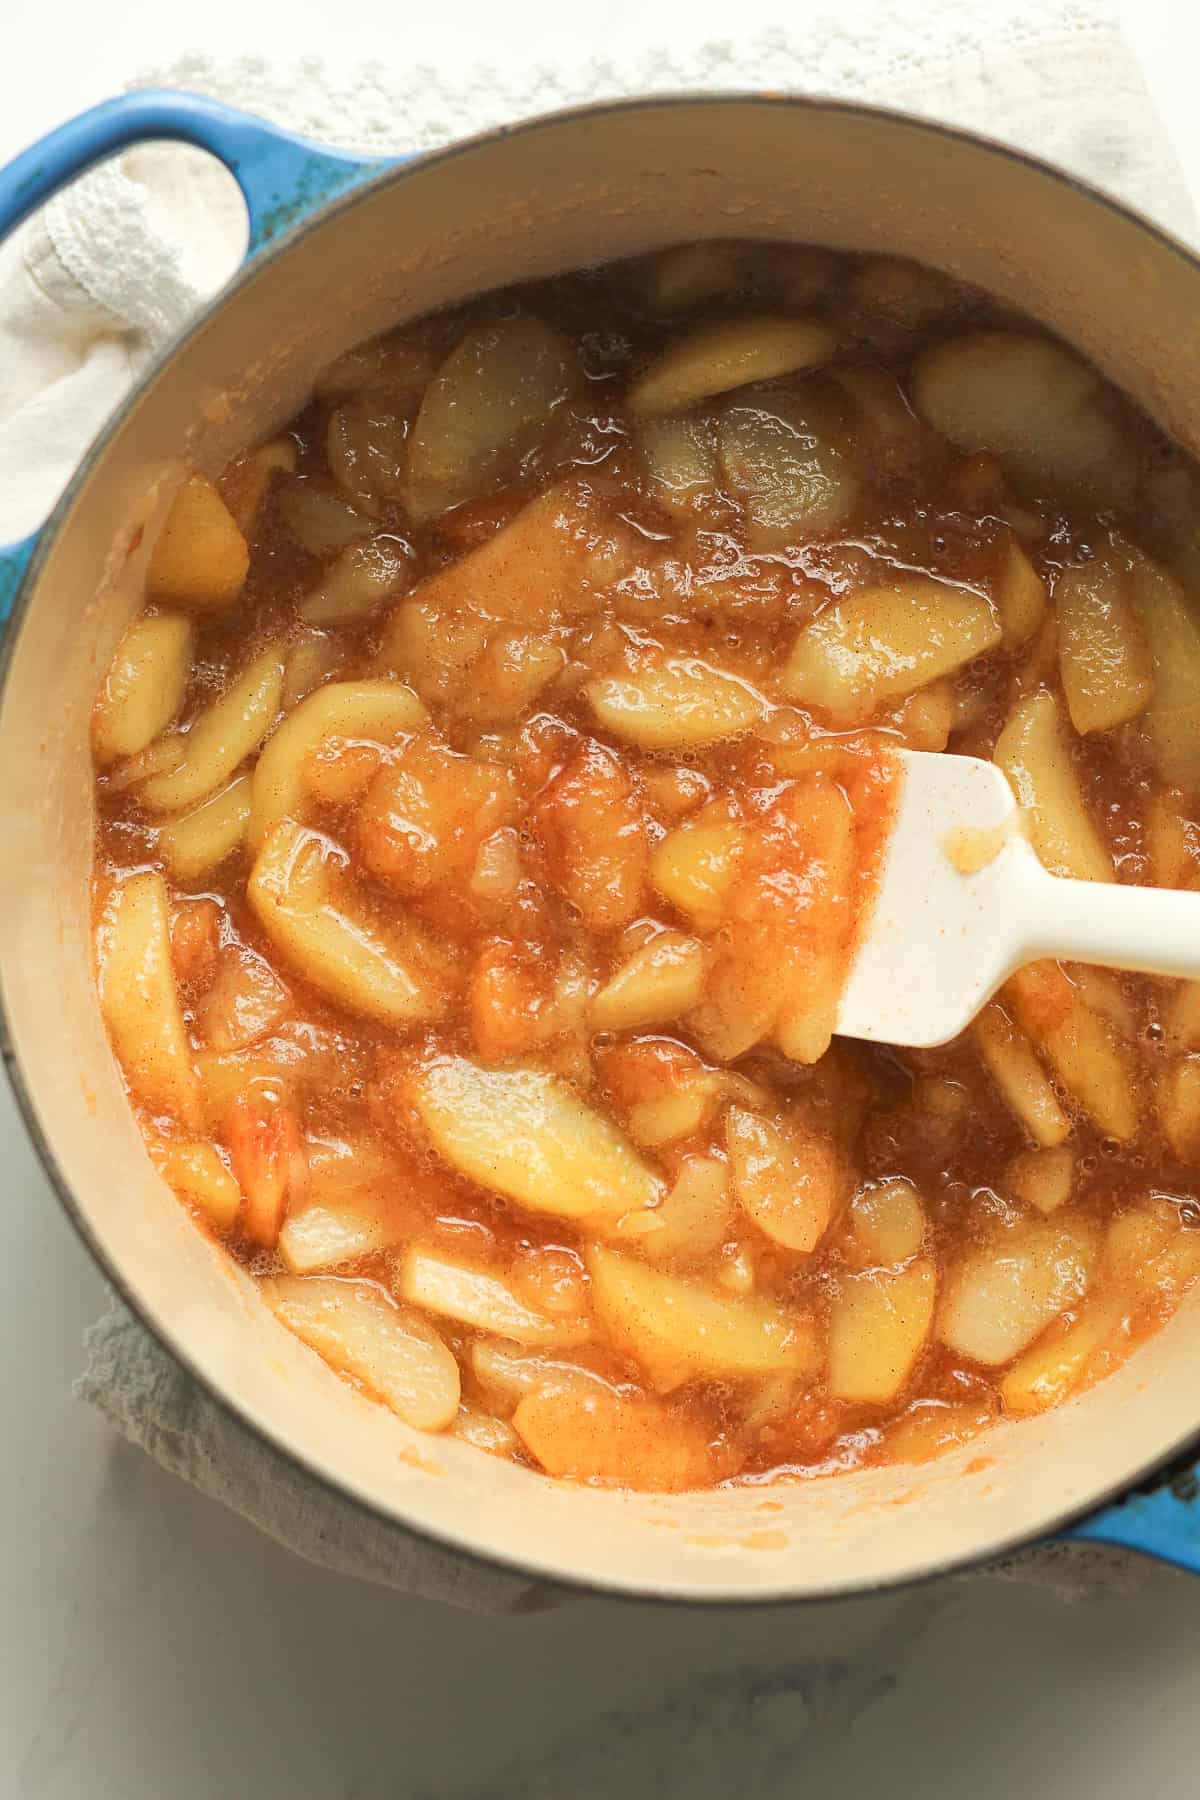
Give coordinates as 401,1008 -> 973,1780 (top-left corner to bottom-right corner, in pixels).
92,241 -> 1200,1492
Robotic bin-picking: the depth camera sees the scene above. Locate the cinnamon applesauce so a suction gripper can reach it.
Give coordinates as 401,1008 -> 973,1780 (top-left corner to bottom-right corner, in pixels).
91,240 -> 1200,1492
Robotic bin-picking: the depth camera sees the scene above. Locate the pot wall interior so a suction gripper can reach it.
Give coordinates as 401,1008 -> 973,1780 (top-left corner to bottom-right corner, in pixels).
3,99 -> 1198,1598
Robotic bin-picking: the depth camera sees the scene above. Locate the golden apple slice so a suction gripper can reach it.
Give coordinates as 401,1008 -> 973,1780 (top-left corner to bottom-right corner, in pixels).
98,872 -> 201,1129
587,658 -> 766,750
139,645 -> 284,814
263,1276 -> 459,1430
395,1248 -> 590,1348
585,1244 -> 818,1391
829,1259 -> 936,1403
146,473 -> 249,612
92,613 -> 194,765
249,678 -> 426,848
408,1058 -> 662,1223
247,819 -> 446,1027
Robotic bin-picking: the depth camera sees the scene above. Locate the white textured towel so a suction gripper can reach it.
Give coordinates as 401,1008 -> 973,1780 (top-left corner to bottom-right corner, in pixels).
7,0 -> 1187,1609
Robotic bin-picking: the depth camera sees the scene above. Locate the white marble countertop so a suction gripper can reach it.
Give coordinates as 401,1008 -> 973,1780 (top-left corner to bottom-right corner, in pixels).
5,3 -> 1200,1793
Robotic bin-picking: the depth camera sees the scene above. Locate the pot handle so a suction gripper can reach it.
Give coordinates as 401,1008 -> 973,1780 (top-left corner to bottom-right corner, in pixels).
1065,1457 -> 1200,1573
0,88 -> 388,620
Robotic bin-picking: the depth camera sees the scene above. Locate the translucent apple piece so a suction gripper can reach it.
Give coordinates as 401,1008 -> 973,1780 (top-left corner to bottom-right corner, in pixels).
247,819 -> 446,1027
844,1178 -> 926,1269
263,1276 -> 460,1430
92,613 -> 194,765
382,482 -> 627,635
993,690 -> 1113,882
939,1217 -> 1096,1366
513,1379 -> 716,1491
585,1244 -> 818,1391
159,775 -> 253,883
405,315 -> 578,521
150,1138 -> 241,1230
279,1193 -> 399,1274
587,657 -> 766,750
638,414 -> 719,514
138,645 -> 285,815
628,1154 -> 733,1264
98,872 -> 202,1129
994,536 -> 1046,648
627,315 -> 835,418
146,473 -> 250,612
1055,557 -> 1154,734
783,579 -> 1000,726
725,1106 -> 843,1254
1006,963 -> 1138,1142
649,809 -> 744,932
407,1058 -> 663,1222
395,1248 -> 590,1347
829,1259 -> 936,1403
299,536 -> 416,627
912,330 -> 1136,506
1007,1145 -> 1074,1215
1125,544 -> 1200,787
973,1001 -> 1070,1148
591,932 -> 708,1032
999,1301 -> 1120,1417
718,388 -> 860,548
249,678 -> 426,848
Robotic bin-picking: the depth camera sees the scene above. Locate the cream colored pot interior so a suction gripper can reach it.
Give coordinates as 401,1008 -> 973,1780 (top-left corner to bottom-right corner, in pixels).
4,99 -> 1200,1600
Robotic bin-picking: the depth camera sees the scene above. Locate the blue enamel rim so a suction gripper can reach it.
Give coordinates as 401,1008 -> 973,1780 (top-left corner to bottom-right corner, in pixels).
1,87 -> 1199,1602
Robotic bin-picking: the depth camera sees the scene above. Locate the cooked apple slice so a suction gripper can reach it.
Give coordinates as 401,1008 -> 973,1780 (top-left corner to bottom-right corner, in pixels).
1007,1145 -> 1074,1215
138,645 -> 285,814
629,1155 -> 733,1264
973,1001 -> 1070,1148
383,482 -> 629,638
99,872 -> 202,1129
263,1276 -> 460,1430
994,536 -> 1046,647
513,1378 -> 716,1490
279,1194 -> 399,1274
649,808 -> 744,932
725,1106 -> 843,1254
912,330 -> 1135,506
585,1244 -> 818,1391
408,1058 -> 662,1223
591,932 -> 708,1032
1055,556 -> 1154,734
92,613 -> 194,765
994,690 -> 1113,883
249,678 -> 426,848
843,1178 -> 926,1269
939,1217 -> 1096,1366
395,1248 -> 590,1347
627,315 -> 835,417
718,388 -> 860,547
1126,543 -> 1200,788
405,316 -> 578,521
587,657 -> 766,750
638,414 -> 719,515
150,1138 -> 241,1230
146,473 -> 249,612
247,819 -> 446,1027
783,579 -> 1000,726
999,1301 -> 1119,1417
829,1259 -> 936,1403
159,775 -> 253,883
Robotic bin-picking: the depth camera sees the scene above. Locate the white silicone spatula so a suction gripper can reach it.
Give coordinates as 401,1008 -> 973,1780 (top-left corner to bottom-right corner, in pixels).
837,749 -> 1200,1049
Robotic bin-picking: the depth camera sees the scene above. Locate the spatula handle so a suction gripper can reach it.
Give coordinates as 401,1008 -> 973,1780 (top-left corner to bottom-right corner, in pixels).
1020,868 -> 1200,983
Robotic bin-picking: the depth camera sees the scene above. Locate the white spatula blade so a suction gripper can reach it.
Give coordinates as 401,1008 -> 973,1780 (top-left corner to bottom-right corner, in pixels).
836,750 -> 1036,1049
